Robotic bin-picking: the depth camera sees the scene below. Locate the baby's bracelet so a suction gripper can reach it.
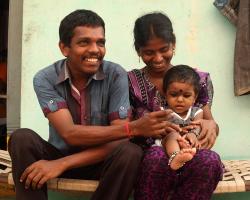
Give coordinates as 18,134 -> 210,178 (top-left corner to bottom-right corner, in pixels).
168,151 -> 182,166
190,127 -> 201,138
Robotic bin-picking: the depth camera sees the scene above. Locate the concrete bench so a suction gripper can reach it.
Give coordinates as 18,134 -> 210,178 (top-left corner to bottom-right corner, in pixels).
1,150 -> 250,194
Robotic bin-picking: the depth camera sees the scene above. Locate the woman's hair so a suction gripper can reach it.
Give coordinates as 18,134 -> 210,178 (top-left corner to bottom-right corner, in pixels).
163,65 -> 200,95
133,12 -> 176,52
59,9 -> 105,47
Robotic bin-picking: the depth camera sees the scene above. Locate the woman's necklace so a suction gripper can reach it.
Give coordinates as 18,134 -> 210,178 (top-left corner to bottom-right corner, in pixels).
143,66 -> 169,94
143,67 -> 167,107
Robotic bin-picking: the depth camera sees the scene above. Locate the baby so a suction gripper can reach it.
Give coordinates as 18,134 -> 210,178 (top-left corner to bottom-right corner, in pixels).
155,65 -> 203,170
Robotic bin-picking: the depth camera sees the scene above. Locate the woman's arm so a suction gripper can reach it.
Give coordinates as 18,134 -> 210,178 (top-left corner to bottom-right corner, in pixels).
192,105 -> 219,149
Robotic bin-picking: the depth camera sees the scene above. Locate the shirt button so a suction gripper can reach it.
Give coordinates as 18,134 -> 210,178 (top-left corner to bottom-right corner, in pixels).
120,106 -> 125,110
49,100 -> 54,104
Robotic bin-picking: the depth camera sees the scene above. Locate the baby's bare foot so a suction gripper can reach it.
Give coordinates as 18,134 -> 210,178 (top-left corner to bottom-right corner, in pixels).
169,148 -> 196,170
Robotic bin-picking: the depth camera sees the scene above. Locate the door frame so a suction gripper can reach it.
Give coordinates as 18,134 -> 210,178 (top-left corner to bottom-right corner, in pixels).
7,0 -> 23,134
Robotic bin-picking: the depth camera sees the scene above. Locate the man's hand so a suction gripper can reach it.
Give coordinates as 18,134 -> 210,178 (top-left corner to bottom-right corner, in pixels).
130,110 -> 181,138
20,159 -> 66,190
191,119 -> 218,149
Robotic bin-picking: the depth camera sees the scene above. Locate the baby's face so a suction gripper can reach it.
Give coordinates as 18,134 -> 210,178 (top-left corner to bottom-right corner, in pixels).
165,81 -> 197,117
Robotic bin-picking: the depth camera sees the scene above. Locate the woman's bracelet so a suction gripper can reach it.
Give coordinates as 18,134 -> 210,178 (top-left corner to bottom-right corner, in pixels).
215,122 -> 219,136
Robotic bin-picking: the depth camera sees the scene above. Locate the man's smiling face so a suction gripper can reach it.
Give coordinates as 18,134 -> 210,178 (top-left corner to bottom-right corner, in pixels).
60,26 -> 106,76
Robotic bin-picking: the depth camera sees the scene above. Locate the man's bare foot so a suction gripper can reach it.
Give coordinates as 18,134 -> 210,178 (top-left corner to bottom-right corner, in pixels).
169,148 -> 196,170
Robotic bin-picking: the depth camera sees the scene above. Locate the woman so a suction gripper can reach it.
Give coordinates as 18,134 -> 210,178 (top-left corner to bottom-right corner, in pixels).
128,12 -> 223,200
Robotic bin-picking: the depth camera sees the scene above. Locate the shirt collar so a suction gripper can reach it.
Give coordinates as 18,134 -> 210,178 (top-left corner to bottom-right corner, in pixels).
56,59 -> 105,85
171,107 -> 192,121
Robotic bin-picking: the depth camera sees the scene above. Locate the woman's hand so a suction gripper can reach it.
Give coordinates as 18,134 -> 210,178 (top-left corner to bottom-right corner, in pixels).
20,159 -> 66,190
191,119 -> 218,149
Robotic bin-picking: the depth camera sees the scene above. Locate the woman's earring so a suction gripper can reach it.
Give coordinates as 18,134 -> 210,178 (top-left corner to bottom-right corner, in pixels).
173,48 -> 176,56
138,56 -> 140,63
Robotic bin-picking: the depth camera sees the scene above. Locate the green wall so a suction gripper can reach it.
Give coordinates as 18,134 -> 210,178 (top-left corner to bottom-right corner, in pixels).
18,0 -> 250,199
21,0 -> 250,159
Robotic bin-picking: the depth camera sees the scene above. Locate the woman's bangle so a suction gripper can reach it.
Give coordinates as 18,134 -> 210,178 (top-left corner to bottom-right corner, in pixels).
215,122 -> 219,136
124,122 -> 133,138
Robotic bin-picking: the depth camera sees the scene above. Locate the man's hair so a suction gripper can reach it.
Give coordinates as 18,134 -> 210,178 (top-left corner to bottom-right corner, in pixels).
133,12 -> 176,52
163,65 -> 200,95
59,9 -> 105,46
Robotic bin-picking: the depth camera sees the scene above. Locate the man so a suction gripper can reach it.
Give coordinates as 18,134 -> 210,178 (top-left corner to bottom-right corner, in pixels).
8,9 -> 176,200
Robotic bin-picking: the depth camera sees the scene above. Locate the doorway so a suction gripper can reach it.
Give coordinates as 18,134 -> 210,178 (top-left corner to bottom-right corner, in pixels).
0,0 -> 9,150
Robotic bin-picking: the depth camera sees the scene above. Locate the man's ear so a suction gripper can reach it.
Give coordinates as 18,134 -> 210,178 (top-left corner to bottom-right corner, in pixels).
59,41 -> 69,57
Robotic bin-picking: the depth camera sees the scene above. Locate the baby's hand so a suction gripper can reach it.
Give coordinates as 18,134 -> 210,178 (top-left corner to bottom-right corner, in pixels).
184,133 -> 200,148
177,135 -> 191,149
